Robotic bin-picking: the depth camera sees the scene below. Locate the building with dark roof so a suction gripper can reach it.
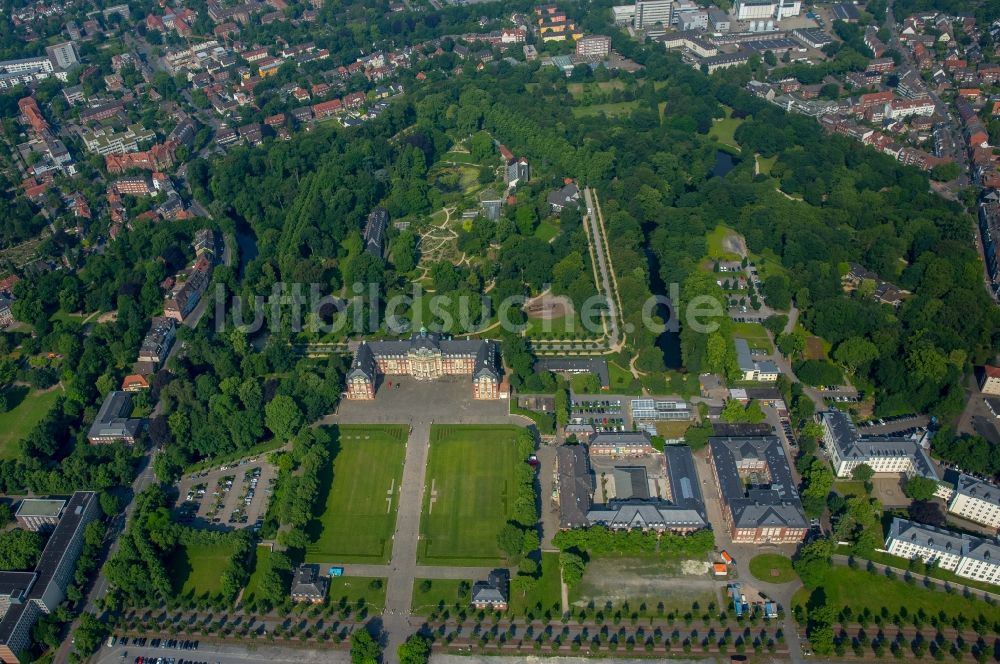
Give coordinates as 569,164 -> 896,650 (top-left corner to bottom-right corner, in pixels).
363,207 -> 388,257
584,445 -> 708,534
556,445 -> 593,528
0,492 -> 99,663
547,183 -> 580,214
137,316 -> 176,365
937,469 -> 1000,530
87,391 -> 142,444
885,517 -> 1000,584
534,357 -> 609,388
345,328 -> 501,400
820,410 -> 936,479
708,435 -> 807,544
290,564 -> 328,603
471,570 -> 508,610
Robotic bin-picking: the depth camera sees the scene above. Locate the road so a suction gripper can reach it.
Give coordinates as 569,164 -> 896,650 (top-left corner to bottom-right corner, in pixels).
55,233 -> 234,663
579,187 -> 622,351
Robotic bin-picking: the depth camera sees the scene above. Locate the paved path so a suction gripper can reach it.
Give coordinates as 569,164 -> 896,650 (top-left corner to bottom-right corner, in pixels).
381,421 -> 433,660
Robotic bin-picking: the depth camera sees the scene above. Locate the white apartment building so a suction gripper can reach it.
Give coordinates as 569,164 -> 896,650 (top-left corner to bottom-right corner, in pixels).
634,0 -> 673,28
820,410 -> 937,479
80,124 -> 156,155
885,518 -> 1000,585
734,0 -> 799,20
936,470 -> 1000,530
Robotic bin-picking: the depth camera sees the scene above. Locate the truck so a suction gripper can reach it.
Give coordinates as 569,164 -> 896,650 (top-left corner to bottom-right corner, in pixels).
764,601 -> 778,619
720,550 -> 734,565
328,566 -> 344,577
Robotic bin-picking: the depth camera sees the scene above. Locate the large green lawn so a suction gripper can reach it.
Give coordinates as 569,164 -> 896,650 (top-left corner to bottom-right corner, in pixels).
328,576 -> 387,613
304,425 -> 407,564
793,566 -> 1000,623
169,542 -> 233,597
706,225 -> 742,261
243,545 -> 273,600
732,321 -> 774,353
748,554 -> 797,584
570,101 -> 639,118
510,552 -> 562,617
0,387 -> 60,459
411,578 -> 469,615
419,425 -> 525,566
708,107 -> 747,150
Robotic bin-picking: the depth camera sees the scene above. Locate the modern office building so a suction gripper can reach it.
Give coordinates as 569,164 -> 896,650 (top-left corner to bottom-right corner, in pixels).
13,500 -> 64,532
0,492 -> 99,663
576,35 -> 611,57
45,42 -> 79,70
634,0 -> 672,28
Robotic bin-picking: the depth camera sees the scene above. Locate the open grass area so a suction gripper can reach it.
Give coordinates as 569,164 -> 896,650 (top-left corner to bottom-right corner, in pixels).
243,545 -> 272,600
440,150 -> 483,166
567,80 -> 627,98
328,576 -> 387,613
534,219 -> 559,242
834,480 -> 867,498
706,225 -> 742,261
793,566 -> 1000,622
757,154 -> 778,176
608,361 -> 641,395
570,101 -> 639,118
748,554 -> 797,584
0,387 -> 60,460
836,546 -> 1000,594
419,425 -> 525,566
731,321 -> 774,353
169,541 -> 233,597
305,425 -> 407,564
708,107 -> 746,150
411,578 -> 469,615
511,552 -> 563,617
523,312 -> 587,340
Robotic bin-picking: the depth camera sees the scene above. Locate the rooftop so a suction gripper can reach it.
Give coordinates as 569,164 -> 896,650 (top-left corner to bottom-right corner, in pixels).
15,499 -> 65,519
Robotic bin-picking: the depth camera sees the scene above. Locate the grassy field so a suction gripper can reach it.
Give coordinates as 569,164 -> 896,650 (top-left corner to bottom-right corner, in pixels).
243,545 -> 273,600
524,312 -> 587,339
731,321 -> 774,353
411,578 -> 469,615
837,546 -> 1000,594
708,107 -> 746,150
834,481 -> 867,497
757,154 -> 778,175
0,387 -> 60,459
566,80 -> 627,98
793,566 -> 1000,622
419,425 -> 525,566
511,552 -> 562,617
305,425 -> 407,564
169,542 -> 233,597
706,225 -> 742,261
534,219 -> 559,242
571,101 -> 639,118
608,361 -> 641,395
328,576 -> 387,613
748,554 -> 797,584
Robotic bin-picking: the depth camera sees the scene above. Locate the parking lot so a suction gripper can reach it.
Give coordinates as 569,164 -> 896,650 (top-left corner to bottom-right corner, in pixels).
569,396 -> 626,432
174,457 -> 277,531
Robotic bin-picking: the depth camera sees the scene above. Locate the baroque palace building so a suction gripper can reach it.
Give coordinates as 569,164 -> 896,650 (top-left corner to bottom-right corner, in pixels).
346,328 -> 502,400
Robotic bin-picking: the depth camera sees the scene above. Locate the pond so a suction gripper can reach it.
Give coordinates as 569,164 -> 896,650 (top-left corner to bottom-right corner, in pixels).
234,225 -> 258,280
710,150 -> 739,178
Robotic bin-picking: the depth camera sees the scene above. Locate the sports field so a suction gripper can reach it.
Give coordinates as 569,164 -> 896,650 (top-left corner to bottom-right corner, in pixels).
419,425 -> 524,566
305,425 -> 407,564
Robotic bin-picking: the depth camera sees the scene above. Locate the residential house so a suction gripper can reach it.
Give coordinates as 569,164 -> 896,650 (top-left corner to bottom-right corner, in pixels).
471,570 -> 509,611
290,564 -> 328,603
547,182 -> 580,214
